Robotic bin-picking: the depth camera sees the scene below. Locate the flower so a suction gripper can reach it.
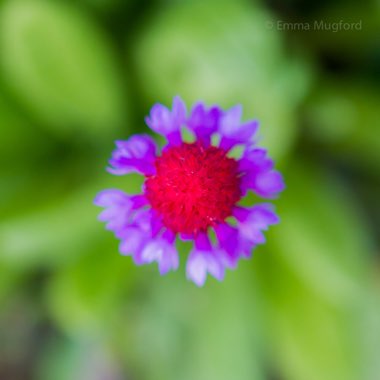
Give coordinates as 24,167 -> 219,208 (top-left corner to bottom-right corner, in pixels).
95,96 -> 284,286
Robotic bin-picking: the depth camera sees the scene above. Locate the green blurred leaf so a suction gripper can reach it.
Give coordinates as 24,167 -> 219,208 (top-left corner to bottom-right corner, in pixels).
0,182 -> 99,268
358,284 -> 380,380
45,242 -> 137,336
0,173 -> 143,269
305,80 -> 380,173
124,264 -> 265,380
303,4 -> 379,66
0,0 -> 128,137
254,160 -> 374,380
0,263 -> 24,307
37,336 -> 123,380
276,162 -> 370,304
78,0 -> 126,13
0,89 -> 35,158
180,266 -> 265,380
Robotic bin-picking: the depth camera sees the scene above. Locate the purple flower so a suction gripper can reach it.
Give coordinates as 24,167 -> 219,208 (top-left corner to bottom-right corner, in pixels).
95,96 -> 284,286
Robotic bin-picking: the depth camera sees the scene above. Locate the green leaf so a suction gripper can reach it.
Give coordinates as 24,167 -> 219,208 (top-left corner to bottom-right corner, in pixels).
45,242 -> 137,337
0,90 -> 34,159
0,0 -> 128,137
254,160 -> 373,380
124,264 -> 265,380
37,335 -> 123,380
305,80 -> 380,173
0,173 -> 143,269
0,182 -> 99,269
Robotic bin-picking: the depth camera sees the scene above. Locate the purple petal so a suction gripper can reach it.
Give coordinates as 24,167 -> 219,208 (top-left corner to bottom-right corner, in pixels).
94,190 -> 147,235
215,221 -> 256,263
218,105 -> 259,150
119,227 -> 147,264
145,96 -> 186,145
241,169 -> 285,199
215,205 -> 279,264
117,208 -> 158,240
96,198 -> 178,274
234,204 -> 279,245
186,233 -> 225,286
238,148 -> 273,172
108,135 -> 157,176
254,170 -> 285,198
179,232 -> 194,241
238,148 -> 285,198
139,236 -> 179,275
132,208 -> 154,232
221,105 -> 242,129
148,210 -> 164,237
172,96 -> 187,128
94,189 -> 130,208
118,209 -> 164,265
187,102 -> 221,146
214,223 -> 242,268
95,190 -> 132,230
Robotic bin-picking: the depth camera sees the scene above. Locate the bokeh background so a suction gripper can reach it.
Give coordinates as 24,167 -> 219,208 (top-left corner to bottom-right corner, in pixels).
1,0 -> 379,379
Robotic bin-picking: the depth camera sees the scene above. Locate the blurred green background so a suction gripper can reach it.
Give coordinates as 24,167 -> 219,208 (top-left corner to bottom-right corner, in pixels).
0,0 -> 379,379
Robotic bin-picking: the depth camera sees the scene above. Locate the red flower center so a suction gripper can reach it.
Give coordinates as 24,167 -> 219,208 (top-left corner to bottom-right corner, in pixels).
144,142 -> 241,235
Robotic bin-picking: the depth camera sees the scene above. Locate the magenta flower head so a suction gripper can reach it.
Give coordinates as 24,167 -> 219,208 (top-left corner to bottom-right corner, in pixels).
95,97 -> 284,286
